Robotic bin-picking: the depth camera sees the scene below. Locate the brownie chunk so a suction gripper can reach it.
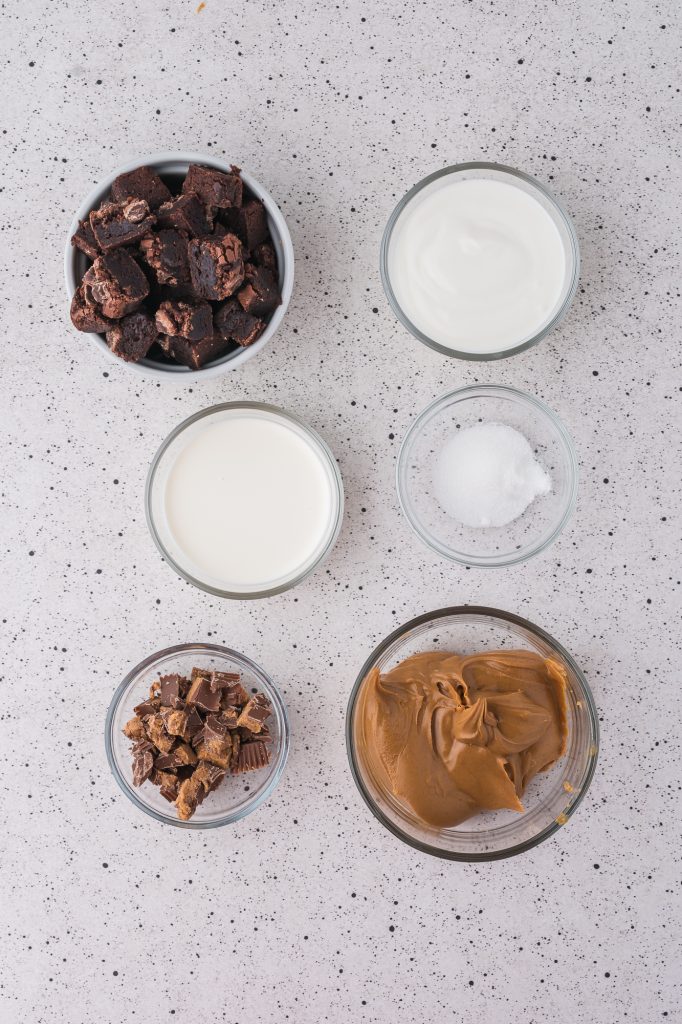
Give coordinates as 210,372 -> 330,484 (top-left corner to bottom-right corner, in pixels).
139,229 -> 191,286
214,299 -> 265,348
160,330 -> 234,370
89,198 -> 156,251
252,242 -> 277,273
187,234 -> 244,301
70,285 -> 114,333
155,299 -> 213,341
156,193 -> 212,236
105,310 -> 158,363
110,165 -> 172,210
183,164 -> 242,210
70,218 -> 100,261
82,250 -> 149,319
237,263 -> 281,317
221,197 -> 269,250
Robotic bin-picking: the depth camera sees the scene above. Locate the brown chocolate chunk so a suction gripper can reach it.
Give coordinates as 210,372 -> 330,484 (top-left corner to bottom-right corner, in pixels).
105,310 -> 157,363
187,234 -> 244,301
214,298 -> 265,348
185,674 -> 221,713
144,713 -> 175,754
209,670 -> 241,692
123,717 -> 146,741
195,716 -> 233,770
160,707 -> 191,740
234,740 -> 270,774
252,242 -> 277,273
139,229 -> 191,286
82,250 -> 149,319
176,775 -> 203,821
157,192 -> 213,236
158,674 -> 185,707
221,706 -> 239,729
133,697 -> 159,719
110,166 -> 172,210
237,264 -> 281,318
69,285 -> 114,333
193,760 -> 226,793
155,299 -> 213,341
236,693 -> 272,734
132,748 -> 154,786
89,198 -> 156,251
183,164 -> 243,210
71,218 -> 100,261
159,330 -> 233,370
221,198 -> 269,250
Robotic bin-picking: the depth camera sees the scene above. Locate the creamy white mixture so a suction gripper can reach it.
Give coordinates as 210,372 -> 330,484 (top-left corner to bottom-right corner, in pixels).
162,413 -> 335,589
388,175 -> 567,354
434,422 -> 551,528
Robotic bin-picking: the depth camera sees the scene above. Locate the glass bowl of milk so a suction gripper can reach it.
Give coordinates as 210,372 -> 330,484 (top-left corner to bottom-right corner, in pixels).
146,403 -> 344,598
381,163 -> 580,360
397,385 -> 578,567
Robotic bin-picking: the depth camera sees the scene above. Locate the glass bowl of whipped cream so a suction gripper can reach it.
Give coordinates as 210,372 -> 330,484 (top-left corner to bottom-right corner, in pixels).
346,607 -> 599,862
380,162 -> 580,360
397,385 -> 578,567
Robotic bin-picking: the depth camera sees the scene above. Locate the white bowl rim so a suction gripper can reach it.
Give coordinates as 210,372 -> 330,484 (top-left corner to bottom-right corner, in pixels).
64,150 -> 294,382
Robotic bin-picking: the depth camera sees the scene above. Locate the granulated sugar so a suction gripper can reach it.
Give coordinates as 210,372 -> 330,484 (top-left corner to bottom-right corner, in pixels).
434,422 -> 551,528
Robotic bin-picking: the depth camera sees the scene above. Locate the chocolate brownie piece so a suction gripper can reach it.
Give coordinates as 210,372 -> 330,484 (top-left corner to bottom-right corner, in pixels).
183,164 -> 242,210
70,218 -> 100,261
139,229 -> 191,286
236,263 -> 281,317
82,250 -> 150,319
155,299 -> 213,341
70,285 -> 114,333
110,165 -> 172,210
89,198 -> 156,251
187,234 -> 244,301
160,330 -> 234,370
251,242 -> 277,273
105,310 -> 158,363
221,197 -> 269,250
156,193 -> 212,236
214,299 -> 265,348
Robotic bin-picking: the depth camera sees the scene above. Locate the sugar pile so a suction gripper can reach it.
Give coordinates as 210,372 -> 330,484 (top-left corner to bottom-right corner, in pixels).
434,422 -> 551,528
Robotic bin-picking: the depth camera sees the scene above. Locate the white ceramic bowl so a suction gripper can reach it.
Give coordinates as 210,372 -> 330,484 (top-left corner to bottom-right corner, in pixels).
64,151 -> 294,381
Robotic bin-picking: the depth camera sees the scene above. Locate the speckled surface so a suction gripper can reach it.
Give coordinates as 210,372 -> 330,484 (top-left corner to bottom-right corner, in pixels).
1,1 -> 680,1020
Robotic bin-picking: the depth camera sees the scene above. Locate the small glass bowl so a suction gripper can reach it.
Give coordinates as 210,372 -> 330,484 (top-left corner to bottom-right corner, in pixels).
146,402 -> 345,599
397,385 -> 577,567
105,643 -> 289,828
380,162 -> 580,361
346,607 -> 599,861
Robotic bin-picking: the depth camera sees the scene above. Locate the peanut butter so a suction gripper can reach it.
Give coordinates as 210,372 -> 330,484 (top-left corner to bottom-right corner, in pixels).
357,650 -> 568,828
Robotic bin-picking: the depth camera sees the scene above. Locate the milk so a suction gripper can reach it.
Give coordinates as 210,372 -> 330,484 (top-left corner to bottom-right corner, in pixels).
388,175 -> 567,354
159,409 -> 337,591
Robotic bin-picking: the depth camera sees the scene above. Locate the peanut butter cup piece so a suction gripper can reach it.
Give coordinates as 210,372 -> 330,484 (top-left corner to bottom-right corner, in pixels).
234,740 -> 270,774
185,673 -> 221,713
176,775 -> 203,821
236,693 -> 271,734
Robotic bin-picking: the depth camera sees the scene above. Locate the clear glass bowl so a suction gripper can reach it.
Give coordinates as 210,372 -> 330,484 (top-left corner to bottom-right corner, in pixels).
397,385 -> 578,567
346,607 -> 599,861
105,643 -> 289,828
380,162 -> 580,361
146,402 -> 344,599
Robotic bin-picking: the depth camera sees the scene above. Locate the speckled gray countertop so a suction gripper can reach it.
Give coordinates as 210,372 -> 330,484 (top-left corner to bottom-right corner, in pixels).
1,1 -> 680,1021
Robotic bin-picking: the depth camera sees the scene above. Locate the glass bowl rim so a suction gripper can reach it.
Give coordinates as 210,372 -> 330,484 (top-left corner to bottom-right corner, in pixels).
396,384 -> 579,568
345,605 -> 599,862
145,401 -> 345,599
105,641 -> 290,829
379,161 -> 581,361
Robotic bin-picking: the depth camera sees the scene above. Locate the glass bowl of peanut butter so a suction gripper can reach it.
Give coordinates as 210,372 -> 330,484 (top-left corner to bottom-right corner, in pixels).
346,607 -> 598,861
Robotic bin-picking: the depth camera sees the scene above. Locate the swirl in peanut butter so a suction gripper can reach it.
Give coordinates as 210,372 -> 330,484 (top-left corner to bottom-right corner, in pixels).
357,650 -> 568,828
